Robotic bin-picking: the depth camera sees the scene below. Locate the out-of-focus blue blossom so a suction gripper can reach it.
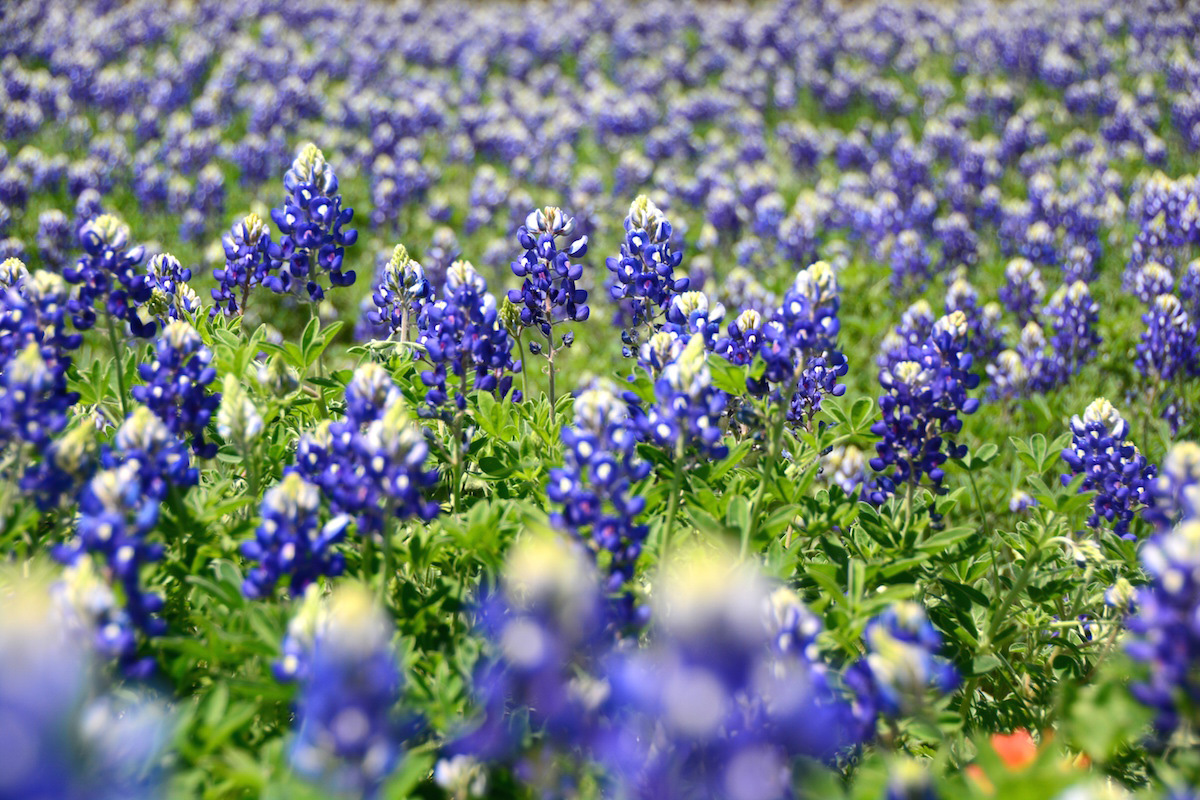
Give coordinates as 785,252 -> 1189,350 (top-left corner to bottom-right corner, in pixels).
944,275 -> 1005,370
1061,398 -> 1155,540
132,320 -> 220,459
0,575 -> 170,798
56,460 -> 167,667
270,143 -> 359,302
847,602 -> 958,723
1127,519 -> 1200,737
36,208 -> 71,270
1132,261 -> 1175,303
1147,442 -> 1200,529
279,584 -> 411,799
999,258 -> 1045,325
1045,281 -> 1101,387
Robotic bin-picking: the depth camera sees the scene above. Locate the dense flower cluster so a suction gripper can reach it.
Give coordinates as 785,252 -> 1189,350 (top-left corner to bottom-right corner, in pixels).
295,363 -> 439,539
998,258 -> 1045,325
271,143 -> 359,302
547,380 -> 650,631
870,311 -> 981,496
211,213 -> 278,316
456,540 -> 863,798
1061,398 -> 1156,539
368,244 -> 430,342
508,207 -> 590,338
607,195 -> 689,357
643,335 -> 728,459
131,320 -> 220,458
417,260 -> 521,409
64,213 -> 153,335
1137,293 -> 1199,385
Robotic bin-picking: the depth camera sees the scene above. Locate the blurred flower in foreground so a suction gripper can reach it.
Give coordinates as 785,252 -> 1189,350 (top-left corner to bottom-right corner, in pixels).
0,569 -> 170,800
280,583 -> 413,798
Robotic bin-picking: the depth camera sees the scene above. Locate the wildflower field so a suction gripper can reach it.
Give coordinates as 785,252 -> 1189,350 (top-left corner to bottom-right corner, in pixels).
5,0 -> 1200,797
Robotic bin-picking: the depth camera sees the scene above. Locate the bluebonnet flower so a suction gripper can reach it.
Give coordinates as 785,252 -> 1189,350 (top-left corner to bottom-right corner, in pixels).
664,289 -> 726,349
1126,520 -> 1200,737
131,320 -> 220,459
643,335 -> 728,460
1178,259 -> 1200,318
1020,220 -> 1058,266
883,229 -> 933,296
142,253 -> 200,325
0,575 -> 170,798
36,208 -> 71,270
602,553 -> 862,799
1063,245 -> 1096,284
507,206 -> 590,338
451,534 -> 607,768
985,348 -> 1031,400
1132,261 -> 1175,303
885,759 -> 940,800
847,602 -> 958,724
21,418 -> 98,510
820,444 -> 874,499
945,275 -> 1005,369
1044,281 -> 1101,387
271,143 -> 359,302
1010,490 -> 1037,513
717,308 -> 766,367
1137,294 -> 1199,385
56,461 -> 167,662
417,260 -> 521,410
999,258 -> 1045,325
0,341 -> 77,451
368,244 -> 429,342
296,364 -> 439,539
1061,398 -> 1155,540
280,584 -> 411,798
607,195 -> 689,357
0,255 -> 27,289
63,213 -> 154,336
547,380 -> 650,631
1146,442 -> 1200,529
211,213 -> 278,317
241,472 -> 351,598
107,404 -> 199,496
870,312 -> 980,495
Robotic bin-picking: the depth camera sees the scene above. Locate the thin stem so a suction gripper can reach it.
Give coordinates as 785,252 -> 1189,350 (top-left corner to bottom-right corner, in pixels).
660,451 -> 685,567
516,330 -> 530,397
744,395 -> 789,558
544,327 -> 557,417
105,313 -> 129,418
451,370 -> 468,513
378,521 -> 397,605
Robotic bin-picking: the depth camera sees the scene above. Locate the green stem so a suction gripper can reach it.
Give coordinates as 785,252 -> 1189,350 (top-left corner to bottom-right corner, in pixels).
451,371 -> 468,513
379,522 -> 397,605
660,443 -> 686,566
106,313 -> 129,418
545,328 -> 557,418
744,396 -> 788,558
516,330 -> 530,397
